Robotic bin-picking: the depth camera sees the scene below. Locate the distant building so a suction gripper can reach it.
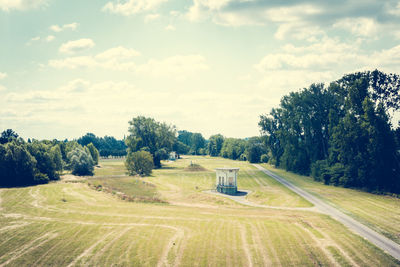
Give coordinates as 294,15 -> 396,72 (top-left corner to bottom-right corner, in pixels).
215,168 -> 239,195
169,151 -> 177,161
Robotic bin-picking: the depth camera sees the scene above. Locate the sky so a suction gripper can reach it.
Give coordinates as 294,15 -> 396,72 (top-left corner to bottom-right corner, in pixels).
1,0 -> 400,140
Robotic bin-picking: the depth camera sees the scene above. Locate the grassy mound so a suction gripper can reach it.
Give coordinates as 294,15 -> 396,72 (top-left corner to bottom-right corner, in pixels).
184,163 -> 208,172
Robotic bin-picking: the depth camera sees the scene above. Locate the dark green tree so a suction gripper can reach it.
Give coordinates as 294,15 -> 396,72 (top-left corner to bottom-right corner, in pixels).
207,134 -> 225,156
125,150 -> 154,176
190,133 -> 205,155
86,143 -> 99,165
68,148 -> 94,176
0,129 -> 19,144
126,116 -> 176,168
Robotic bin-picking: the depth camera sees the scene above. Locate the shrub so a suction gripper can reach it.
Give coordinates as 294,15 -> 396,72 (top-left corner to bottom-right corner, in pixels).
260,154 -> 269,163
68,148 -> 94,176
311,160 -> 328,182
125,151 -> 154,176
86,143 -> 99,165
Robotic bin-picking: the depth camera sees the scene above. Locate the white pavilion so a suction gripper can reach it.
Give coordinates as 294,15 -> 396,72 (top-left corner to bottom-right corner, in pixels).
215,168 -> 239,195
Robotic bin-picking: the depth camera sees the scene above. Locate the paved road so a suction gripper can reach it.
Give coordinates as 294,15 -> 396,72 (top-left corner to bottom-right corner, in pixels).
253,164 -> 400,262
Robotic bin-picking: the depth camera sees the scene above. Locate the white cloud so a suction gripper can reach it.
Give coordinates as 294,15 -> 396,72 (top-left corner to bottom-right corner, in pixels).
102,0 -> 167,16
184,1 -> 400,43
274,22 -> 325,41
49,46 -> 208,80
0,0 -> 47,11
170,10 -> 179,17
0,85 -> 6,91
50,22 -> 79,32
165,24 -> 175,31
50,25 -> 62,32
186,1 -> 322,27
63,22 -> 79,30
45,35 -> 55,42
49,56 -> 98,69
0,78 -> 268,139
386,1 -> 400,16
255,38 -> 364,72
253,41 -> 400,106
95,46 -> 140,60
144,13 -> 160,22
59,79 -> 91,93
136,54 -> 208,78
333,18 -> 379,37
0,72 -> 7,79
59,38 -> 95,54
31,36 -> 40,41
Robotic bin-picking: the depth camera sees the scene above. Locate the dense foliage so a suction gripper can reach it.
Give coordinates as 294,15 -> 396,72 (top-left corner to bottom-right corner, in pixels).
77,133 -> 126,157
0,130 -> 100,187
86,143 -> 99,165
125,151 -> 154,176
207,134 -> 225,157
177,130 -> 207,155
259,70 -> 400,193
68,147 -> 95,176
126,116 -> 176,168
0,131 -> 63,187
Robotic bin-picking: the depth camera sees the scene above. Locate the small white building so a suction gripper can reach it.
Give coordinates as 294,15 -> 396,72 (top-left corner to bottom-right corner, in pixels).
169,151 -> 177,161
215,168 -> 239,195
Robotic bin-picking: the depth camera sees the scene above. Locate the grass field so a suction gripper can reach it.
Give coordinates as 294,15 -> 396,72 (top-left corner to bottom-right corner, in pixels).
0,156 -> 399,266
261,163 -> 400,245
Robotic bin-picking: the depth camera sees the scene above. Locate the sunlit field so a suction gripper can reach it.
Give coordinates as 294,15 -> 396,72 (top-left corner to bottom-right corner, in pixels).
0,156 -> 399,266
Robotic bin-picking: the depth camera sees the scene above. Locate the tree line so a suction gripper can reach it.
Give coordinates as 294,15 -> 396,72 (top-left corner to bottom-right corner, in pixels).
124,116 -> 269,176
77,133 -> 126,157
259,70 -> 400,194
0,129 -> 100,187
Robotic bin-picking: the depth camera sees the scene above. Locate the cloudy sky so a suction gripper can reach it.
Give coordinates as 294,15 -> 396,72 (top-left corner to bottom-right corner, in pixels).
1,0 -> 400,140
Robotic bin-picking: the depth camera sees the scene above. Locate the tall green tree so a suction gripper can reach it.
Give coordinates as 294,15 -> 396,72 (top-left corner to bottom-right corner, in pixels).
0,129 -> 19,144
68,148 -> 94,176
259,70 -> 400,193
190,133 -> 205,155
246,137 -> 268,163
126,116 -> 176,168
207,134 -> 225,156
125,151 -> 154,176
86,143 -> 99,165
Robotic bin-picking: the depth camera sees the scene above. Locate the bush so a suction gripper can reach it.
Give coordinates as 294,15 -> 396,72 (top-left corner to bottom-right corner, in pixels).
68,148 -> 94,176
86,143 -> 99,165
125,151 -> 154,176
0,142 -> 46,187
311,160 -> 328,182
260,154 -> 269,163
27,142 -> 60,181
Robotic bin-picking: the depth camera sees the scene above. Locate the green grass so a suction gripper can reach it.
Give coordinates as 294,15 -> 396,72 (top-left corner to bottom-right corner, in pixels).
94,158 -> 127,176
261,163 -> 400,245
0,156 -> 399,266
147,156 -> 312,208
87,177 -> 165,203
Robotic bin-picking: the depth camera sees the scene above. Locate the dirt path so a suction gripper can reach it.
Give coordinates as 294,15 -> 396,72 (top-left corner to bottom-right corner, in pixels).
253,164 -> 400,262
157,228 -> 185,267
239,224 -> 253,267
